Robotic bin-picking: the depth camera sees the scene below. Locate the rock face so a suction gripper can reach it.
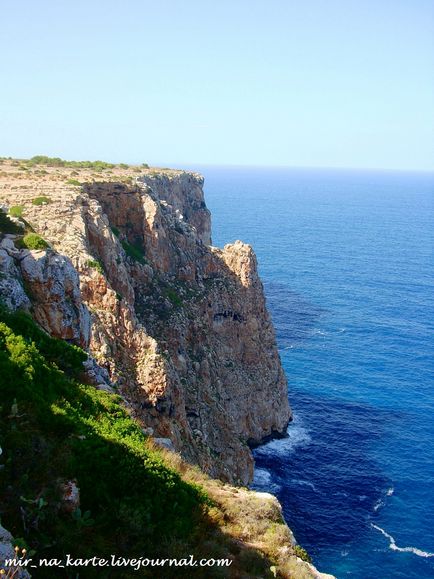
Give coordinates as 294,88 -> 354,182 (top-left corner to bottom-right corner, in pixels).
0,169 -> 291,484
0,239 -> 90,348
20,250 -> 91,347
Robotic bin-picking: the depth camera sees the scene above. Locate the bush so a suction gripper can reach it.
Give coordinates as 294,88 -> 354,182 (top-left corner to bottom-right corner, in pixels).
293,544 -> 312,563
0,211 -> 23,234
164,287 -> 182,307
27,156 -> 116,170
8,205 -> 24,218
121,240 -> 145,264
32,196 -> 51,206
85,258 -> 104,275
18,233 -> 49,250
66,179 -> 81,186
110,226 -> 120,237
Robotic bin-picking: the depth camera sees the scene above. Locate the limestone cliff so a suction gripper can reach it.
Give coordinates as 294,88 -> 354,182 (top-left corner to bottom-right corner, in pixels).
0,164 -> 291,485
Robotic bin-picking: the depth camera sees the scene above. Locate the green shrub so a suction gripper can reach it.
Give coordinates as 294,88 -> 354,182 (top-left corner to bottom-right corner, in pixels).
8,205 -> 24,218
27,156 -> 116,170
119,163 -> 130,169
32,196 -> 51,206
85,258 -> 104,275
293,544 -> 312,563
121,240 -> 145,264
66,178 -> 81,186
0,212 -> 23,234
18,233 -> 49,250
110,225 -> 120,237
164,287 -> 182,307
141,163 -> 149,168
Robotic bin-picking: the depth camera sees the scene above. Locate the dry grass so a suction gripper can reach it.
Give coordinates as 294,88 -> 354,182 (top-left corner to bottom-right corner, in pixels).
0,158 -> 188,216
145,439 -> 318,578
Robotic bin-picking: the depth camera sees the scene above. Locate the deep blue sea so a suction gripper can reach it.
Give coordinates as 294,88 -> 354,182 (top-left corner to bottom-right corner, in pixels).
197,166 -> 434,579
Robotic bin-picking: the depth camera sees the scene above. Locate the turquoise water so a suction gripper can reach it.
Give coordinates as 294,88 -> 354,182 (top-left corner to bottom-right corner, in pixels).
199,166 -> 434,579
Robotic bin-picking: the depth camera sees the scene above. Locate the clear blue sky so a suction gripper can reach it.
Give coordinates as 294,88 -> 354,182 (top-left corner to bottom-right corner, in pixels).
1,0 -> 433,170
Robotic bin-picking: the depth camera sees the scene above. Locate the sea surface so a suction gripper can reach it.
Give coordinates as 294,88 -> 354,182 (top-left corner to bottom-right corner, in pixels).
196,166 -> 434,579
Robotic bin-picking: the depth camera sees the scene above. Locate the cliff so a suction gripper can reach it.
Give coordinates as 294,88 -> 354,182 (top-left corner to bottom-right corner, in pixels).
0,157 -> 333,578
0,161 -> 290,485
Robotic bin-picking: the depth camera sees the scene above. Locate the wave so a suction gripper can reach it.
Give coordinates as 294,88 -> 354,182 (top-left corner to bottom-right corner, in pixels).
253,414 -> 311,457
251,468 -> 281,493
290,479 -> 317,491
373,486 -> 394,512
373,499 -> 384,512
371,524 -> 434,558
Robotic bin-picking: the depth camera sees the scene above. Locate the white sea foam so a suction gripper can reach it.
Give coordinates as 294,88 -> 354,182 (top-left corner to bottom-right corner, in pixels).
373,486 -> 394,512
251,468 -> 281,493
252,467 -> 272,487
371,524 -> 434,558
373,499 -> 384,512
254,414 -> 311,458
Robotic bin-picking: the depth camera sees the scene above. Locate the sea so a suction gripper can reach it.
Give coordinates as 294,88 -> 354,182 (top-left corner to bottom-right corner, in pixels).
197,165 -> 434,579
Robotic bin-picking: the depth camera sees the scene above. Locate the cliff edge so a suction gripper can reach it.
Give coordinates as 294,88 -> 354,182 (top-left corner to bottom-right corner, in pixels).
0,159 -> 291,485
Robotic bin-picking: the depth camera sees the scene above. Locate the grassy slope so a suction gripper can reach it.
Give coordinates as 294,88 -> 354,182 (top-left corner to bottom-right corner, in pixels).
0,309 -> 206,575
0,308 -> 297,578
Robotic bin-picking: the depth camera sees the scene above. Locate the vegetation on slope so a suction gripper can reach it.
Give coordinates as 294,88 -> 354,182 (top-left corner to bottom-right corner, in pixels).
0,308 -> 207,577
0,212 -> 23,234
0,307 -> 313,578
15,233 -> 49,250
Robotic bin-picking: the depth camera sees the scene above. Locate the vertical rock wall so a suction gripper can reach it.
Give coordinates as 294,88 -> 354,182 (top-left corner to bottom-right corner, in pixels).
0,170 -> 291,484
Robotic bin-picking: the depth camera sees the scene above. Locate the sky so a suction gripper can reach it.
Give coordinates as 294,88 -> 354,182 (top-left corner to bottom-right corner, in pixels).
1,0 -> 433,171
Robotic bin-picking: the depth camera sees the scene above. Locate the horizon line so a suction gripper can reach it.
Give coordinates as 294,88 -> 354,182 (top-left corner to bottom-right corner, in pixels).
2,153 -> 433,175
166,162 -> 434,175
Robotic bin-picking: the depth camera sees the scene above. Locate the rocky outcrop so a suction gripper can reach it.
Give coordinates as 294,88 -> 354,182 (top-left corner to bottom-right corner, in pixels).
138,172 -> 212,245
0,169 -> 291,485
0,238 -> 31,311
20,250 -> 91,348
0,239 -> 90,347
